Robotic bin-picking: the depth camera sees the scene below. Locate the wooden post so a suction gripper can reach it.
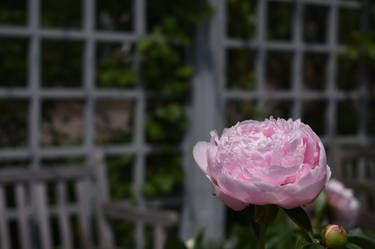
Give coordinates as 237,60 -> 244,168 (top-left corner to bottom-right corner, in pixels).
181,0 -> 225,242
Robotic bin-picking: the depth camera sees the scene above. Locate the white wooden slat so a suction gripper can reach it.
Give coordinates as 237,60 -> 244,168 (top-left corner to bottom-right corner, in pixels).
92,153 -> 115,248
57,181 -> 73,249
0,186 -> 10,249
76,180 -> 93,249
153,225 -> 166,249
34,183 -> 52,249
369,158 -> 375,180
5,206 -> 75,218
358,191 -> 368,212
358,157 -> 366,182
16,184 -> 31,249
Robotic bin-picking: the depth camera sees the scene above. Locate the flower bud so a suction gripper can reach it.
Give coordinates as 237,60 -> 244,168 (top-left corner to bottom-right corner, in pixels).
254,205 -> 278,225
321,224 -> 347,249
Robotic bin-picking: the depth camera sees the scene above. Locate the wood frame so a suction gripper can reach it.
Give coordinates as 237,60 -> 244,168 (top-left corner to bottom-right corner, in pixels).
0,152 -> 178,249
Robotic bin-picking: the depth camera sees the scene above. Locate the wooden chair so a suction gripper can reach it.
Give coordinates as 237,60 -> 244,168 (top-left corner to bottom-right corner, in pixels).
0,153 -> 178,249
332,146 -> 375,230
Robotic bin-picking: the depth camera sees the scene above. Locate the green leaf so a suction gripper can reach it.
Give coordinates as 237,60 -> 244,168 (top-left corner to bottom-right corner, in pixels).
164,233 -> 187,249
348,228 -> 375,249
296,237 -> 311,249
247,205 -> 260,240
193,229 -> 205,249
345,242 -> 362,249
283,207 -> 312,231
295,236 -> 324,249
305,244 -> 324,249
313,190 -> 327,217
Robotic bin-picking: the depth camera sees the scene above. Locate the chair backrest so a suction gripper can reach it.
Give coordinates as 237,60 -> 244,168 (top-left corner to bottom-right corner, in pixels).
332,146 -> 375,229
0,153 -> 114,249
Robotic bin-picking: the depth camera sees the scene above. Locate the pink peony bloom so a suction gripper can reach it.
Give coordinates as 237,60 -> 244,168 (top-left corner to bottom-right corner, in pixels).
193,117 -> 331,210
326,179 -> 360,228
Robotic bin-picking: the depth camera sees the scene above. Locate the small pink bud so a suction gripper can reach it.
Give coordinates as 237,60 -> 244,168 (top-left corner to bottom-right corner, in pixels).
321,224 -> 347,249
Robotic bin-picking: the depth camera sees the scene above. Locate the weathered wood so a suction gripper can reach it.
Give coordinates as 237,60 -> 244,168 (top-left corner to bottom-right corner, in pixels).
340,180 -> 375,192
76,180 -> 94,249
57,181 -> 72,249
358,211 -> 375,230
103,203 -> 178,227
336,147 -> 375,159
0,153 -> 179,249
16,184 -> 31,249
0,186 -> 10,249
92,152 -> 115,248
154,224 -> 166,249
0,166 -> 92,183
334,145 -> 375,228
181,0 -> 225,241
34,183 -> 52,249
358,157 -> 366,182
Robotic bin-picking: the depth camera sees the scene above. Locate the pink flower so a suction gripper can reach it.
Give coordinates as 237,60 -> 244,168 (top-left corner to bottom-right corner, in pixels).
326,179 -> 360,228
193,117 -> 331,210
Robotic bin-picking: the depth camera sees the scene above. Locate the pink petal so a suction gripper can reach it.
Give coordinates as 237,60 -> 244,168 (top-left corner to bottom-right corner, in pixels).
206,145 -> 220,179
279,172 -> 328,209
263,164 -> 300,185
213,184 -> 247,211
193,142 -> 210,173
217,174 -> 277,205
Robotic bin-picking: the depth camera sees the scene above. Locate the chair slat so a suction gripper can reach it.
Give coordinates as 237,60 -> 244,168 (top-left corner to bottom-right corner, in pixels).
57,181 -> 72,249
0,186 -> 10,249
16,184 -> 31,249
335,146 -> 375,229
92,153 -> 114,248
153,224 -> 166,249
0,166 -> 92,184
76,180 -> 93,249
34,183 -> 52,249
358,157 -> 366,182
369,158 -> 375,179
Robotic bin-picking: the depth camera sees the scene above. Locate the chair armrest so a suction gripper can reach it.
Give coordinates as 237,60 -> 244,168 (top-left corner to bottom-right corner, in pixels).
102,202 -> 178,227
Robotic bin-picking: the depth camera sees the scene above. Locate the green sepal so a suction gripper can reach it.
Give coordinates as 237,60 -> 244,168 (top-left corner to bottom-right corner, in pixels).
254,204 -> 279,225
247,205 -> 260,240
283,207 -> 312,231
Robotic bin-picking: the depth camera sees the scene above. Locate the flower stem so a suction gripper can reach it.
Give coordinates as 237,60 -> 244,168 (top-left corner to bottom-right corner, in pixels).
258,224 -> 267,249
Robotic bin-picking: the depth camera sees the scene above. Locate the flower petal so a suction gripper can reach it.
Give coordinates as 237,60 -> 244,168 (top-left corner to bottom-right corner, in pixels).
213,183 -> 247,211
193,142 -> 210,173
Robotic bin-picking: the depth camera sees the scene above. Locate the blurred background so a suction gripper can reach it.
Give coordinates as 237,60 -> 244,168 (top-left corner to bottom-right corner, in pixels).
0,0 -> 374,248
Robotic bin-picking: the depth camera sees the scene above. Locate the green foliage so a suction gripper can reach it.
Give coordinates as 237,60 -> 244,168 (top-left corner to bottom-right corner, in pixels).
0,37 -> 28,87
345,3 -> 375,73
143,152 -> 184,198
227,49 -> 256,90
96,0 -> 132,31
147,0 -> 213,44
112,219 -> 136,249
312,190 -> 327,229
41,40 -> 83,87
146,102 -> 187,144
164,207 -> 375,249
0,2 -> 26,25
267,2 -> 293,41
137,37 -> 193,96
97,44 -> 137,88
106,155 -> 134,201
227,0 -> 256,39
0,100 -> 28,147
347,228 -> 375,249
41,0 -> 81,28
